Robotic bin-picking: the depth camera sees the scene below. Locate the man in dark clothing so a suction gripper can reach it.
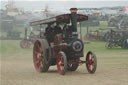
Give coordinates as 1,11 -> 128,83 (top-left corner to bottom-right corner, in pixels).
45,24 -> 53,35
45,23 -> 54,43
63,24 -> 72,38
53,23 -> 62,34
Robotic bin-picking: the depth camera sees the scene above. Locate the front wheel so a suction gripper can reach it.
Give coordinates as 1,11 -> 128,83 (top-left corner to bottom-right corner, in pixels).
86,51 -> 97,74
57,51 -> 67,75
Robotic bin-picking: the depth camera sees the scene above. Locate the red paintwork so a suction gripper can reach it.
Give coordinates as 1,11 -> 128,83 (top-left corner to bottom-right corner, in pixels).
31,8 -> 97,74
54,34 -> 63,45
86,54 -> 94,72
57,52 -> 64,74
51,34 -> 67,58
68,59 -> 86,65
53,43 -> 67,58
56,14 -> 88,22
72,52 -> 84,57
33,40 -> 43,72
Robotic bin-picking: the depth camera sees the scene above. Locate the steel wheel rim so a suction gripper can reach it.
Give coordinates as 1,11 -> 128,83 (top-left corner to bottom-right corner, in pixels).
57,53 -> 64,74
33,41 -> 43,72
87,53 -> 95,72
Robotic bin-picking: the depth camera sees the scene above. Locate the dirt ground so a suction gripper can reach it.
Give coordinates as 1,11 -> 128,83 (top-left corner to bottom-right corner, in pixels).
1,48 -> 128,85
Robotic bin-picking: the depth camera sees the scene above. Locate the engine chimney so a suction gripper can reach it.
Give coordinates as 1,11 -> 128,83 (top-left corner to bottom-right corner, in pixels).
70,8 -> 78,37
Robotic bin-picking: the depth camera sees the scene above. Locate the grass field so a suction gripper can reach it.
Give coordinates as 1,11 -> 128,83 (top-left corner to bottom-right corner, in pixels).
0,40 -> 128,85
0,20 -> 128,85
0,40 -> 127,55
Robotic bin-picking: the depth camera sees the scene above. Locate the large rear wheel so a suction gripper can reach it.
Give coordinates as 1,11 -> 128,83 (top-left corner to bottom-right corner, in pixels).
33,40 -> 49,72
57,51 -> 67,75
86,51 -> 97,74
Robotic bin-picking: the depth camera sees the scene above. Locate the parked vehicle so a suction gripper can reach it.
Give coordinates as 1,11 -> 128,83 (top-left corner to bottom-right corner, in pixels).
106,29 -> 128,49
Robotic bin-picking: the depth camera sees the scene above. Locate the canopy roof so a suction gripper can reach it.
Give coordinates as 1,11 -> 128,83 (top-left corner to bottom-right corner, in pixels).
30,14 -> 88,26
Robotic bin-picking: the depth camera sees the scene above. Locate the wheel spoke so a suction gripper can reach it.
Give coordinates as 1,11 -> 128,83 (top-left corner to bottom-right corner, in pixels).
37,61 -> 41,68
59,61 -> 61,65
90,65 -> 93,71
59,58 -> 64,69
34,50 -> 38,54
88,64 -> 91,72
37,42 -> 40,49
60,65 -> 64,70
35,43 -> 42,53
86,52 -> 97,73
57,52 -> 67,75
88,54 -> 94,65
90,57 -> 94,64
33,41 -> 45,72
36,54 -> 41,63
36,60 -> 39,64
38,45 -> 43,53
89,54 -> 92,60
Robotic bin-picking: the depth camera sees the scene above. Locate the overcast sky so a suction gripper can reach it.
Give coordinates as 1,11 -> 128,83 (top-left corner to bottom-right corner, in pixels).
0,0 -> 128,11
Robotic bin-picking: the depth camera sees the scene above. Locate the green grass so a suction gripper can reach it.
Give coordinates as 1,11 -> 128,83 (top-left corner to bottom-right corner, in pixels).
84,41 -> 128,53
0,40 -> 127,57
0,40 -> 32,56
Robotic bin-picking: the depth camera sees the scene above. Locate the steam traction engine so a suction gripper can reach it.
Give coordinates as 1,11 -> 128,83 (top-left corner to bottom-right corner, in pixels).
31,8 -> 97,75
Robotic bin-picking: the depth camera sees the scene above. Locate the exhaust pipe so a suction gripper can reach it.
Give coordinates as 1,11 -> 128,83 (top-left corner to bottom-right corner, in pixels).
70,8 -> 78,37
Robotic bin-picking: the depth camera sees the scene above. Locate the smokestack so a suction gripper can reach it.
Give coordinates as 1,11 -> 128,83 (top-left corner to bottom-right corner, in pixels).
70,8 -> 78,32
